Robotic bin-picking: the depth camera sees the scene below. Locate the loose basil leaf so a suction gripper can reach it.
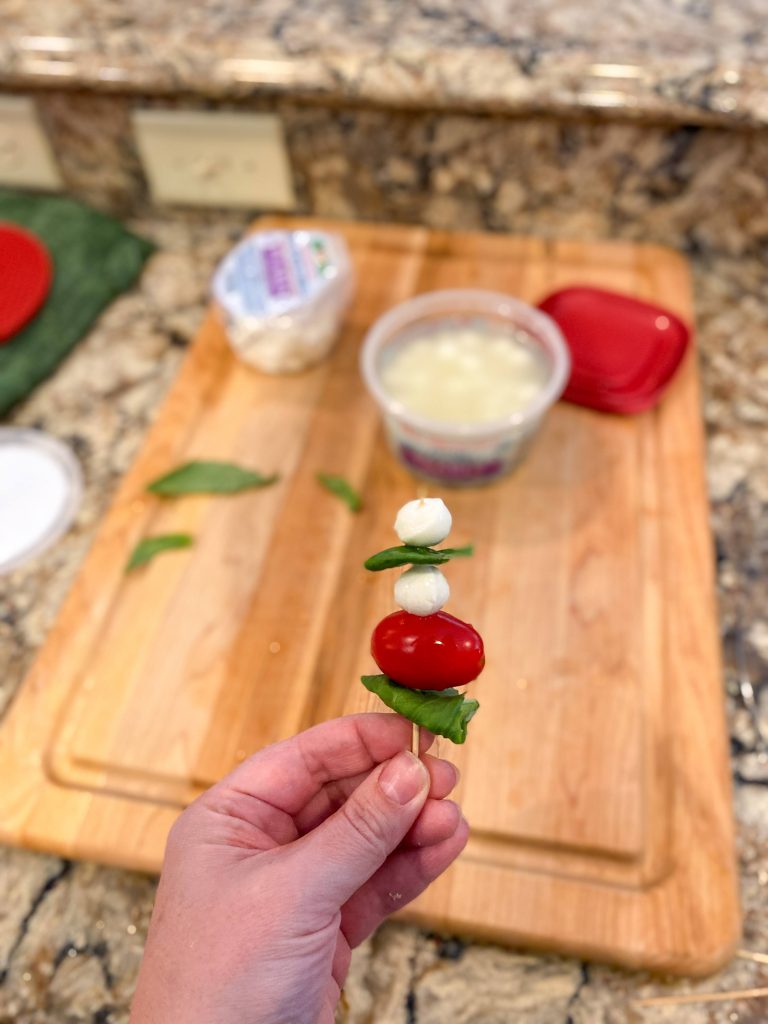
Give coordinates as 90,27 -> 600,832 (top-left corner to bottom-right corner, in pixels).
363,544 -> 474,572
361,674 -> 479,744
316,472 -> 363,512
126,533 -> 193,572
147,461 -> 278,496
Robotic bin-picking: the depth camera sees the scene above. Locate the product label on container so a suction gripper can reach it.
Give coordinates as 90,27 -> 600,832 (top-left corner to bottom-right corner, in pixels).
398,443 -> 506,483
213,230 -> 342,318
387,419 -> 535,486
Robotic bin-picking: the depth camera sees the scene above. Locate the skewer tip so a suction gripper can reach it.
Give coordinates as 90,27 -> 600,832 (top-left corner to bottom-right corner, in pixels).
411,721 -> 420,757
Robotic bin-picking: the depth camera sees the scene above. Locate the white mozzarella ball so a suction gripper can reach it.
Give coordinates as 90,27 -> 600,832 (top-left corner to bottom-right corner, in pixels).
394,565 -> 450,616
394,498 -> 452,547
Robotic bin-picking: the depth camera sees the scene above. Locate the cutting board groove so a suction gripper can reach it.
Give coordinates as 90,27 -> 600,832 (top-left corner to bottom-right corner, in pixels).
0,220 -> 739,973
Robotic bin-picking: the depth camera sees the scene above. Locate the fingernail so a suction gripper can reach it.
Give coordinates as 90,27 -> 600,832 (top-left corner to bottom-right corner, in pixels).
449,762 -> 461,787
379,751 -> 428,805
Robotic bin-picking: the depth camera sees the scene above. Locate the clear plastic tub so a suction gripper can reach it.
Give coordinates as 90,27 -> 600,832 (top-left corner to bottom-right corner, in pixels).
212,229 -> 354,374
361,289 -> 570,486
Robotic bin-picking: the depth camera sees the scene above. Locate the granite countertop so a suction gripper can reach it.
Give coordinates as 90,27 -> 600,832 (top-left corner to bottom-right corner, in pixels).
1,209 -> 768,1022
3,0 -> 768,126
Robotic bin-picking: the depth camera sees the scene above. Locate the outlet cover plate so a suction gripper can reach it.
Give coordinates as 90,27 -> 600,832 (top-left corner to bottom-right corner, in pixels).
133,109 -> 297,210
0,96 -> 62,190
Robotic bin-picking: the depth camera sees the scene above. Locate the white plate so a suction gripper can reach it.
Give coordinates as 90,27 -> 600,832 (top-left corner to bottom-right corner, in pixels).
0,428 -> 83,574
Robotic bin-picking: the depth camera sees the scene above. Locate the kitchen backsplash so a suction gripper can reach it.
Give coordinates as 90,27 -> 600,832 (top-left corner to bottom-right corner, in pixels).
23,89 -> 768,261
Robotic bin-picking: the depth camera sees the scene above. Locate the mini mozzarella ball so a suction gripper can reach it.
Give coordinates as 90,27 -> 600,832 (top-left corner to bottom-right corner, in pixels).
394,565 -> 450,616
394,498 -> 452,547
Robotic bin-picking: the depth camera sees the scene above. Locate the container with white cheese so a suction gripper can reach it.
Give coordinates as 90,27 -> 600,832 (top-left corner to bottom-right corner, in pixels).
361,290 -> 570,485
212,229 -> 353,374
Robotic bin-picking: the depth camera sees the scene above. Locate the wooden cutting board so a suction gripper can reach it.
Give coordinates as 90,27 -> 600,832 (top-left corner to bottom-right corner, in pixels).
0,219 -> 740,974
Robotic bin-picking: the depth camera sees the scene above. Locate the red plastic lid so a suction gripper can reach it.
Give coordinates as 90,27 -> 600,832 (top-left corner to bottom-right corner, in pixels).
537,286 -> 690,414
0,223 -> 53,343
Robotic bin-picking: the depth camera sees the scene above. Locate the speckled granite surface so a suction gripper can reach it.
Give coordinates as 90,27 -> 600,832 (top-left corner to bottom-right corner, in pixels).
32,92 -> 768,258
3,0 -> 768,126
1,203 -> 768,1021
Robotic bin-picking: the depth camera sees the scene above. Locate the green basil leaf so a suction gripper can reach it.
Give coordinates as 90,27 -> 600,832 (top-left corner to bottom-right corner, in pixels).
316,472 -> 363,512
363,544 -> 473,572
147,461 -> 278,496
361,674 -> 479,744
126,534 -> 193,572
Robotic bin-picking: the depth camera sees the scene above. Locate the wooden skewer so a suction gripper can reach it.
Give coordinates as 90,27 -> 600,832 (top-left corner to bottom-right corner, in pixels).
630,950 -> 768,1009
737,948 -> 768,965
632,986 -> 768,1008
411,485 -> 426,756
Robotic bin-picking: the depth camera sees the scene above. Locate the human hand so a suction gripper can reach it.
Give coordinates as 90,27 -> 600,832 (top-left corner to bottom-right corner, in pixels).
129,713 -> 468,1024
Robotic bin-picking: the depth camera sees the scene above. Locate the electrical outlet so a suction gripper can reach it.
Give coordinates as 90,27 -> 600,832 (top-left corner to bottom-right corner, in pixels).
0,96 -> 62,190
132,109 -> 297,210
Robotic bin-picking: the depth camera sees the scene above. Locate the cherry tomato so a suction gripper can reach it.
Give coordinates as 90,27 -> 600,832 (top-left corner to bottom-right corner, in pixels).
371,610 -> 485,691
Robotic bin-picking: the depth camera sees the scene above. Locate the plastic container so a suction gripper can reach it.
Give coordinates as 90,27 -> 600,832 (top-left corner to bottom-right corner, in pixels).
0,428 -> 82,573
212,229 -> 354,373
361,290 -> 570,486
538,286 -> 690,414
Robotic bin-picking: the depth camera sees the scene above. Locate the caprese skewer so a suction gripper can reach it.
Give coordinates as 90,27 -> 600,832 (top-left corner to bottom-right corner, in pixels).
361,498 -> 484,747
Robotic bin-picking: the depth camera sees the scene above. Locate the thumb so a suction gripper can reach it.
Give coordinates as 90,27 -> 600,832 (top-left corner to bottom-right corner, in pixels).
295,750 -> 429,908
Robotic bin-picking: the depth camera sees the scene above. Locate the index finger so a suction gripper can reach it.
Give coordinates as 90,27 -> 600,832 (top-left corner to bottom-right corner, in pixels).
219,713 -> 435,817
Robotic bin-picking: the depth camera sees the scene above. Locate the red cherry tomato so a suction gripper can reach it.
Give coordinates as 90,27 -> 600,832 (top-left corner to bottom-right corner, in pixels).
371,610 -> 485,691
